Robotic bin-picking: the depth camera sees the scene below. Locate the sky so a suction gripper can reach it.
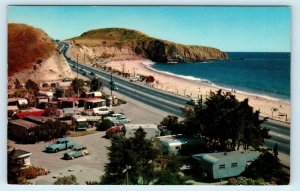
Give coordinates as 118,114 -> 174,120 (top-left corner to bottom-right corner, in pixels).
8,6 -> 291,52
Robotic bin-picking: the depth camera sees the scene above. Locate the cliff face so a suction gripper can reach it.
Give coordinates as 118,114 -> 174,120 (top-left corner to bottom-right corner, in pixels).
68,28 -> 228,63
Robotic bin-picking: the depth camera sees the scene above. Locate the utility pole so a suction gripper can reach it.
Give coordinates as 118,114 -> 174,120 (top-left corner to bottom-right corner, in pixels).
77,54 -> 79,98
123,165 -> 131,185
110,69 -> 113,98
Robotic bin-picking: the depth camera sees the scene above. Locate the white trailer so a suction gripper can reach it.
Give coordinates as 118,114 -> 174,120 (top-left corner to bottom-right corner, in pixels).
124,124 -> 160,140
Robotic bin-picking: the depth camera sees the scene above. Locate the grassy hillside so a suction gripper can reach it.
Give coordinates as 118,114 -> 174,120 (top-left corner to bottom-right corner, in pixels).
69,28 -> 228,62
8,23 -> 56,76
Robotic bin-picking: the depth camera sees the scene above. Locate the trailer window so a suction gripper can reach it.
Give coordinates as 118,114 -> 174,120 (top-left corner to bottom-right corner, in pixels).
219,164 -> 225,169
231,162 -> 238,167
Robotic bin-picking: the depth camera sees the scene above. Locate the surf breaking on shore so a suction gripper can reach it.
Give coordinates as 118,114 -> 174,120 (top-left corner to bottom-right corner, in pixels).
105,60 -> 290,123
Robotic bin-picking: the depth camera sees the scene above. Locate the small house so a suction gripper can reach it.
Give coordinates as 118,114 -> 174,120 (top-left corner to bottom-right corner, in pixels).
192,150 -> 260,180
9,149 -> 32,169
124,124 -> 160,140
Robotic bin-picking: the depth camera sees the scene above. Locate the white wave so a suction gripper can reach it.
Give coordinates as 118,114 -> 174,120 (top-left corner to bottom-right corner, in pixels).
141,62 -> 290,103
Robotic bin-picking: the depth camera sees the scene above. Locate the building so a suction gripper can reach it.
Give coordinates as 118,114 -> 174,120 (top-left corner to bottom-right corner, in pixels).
157,135 -> 192,156
192,150 -> 260,180
24,115 -> 55,125
9,149 -> 32,169
124,124 -> 160,140
8,119 -> 38,141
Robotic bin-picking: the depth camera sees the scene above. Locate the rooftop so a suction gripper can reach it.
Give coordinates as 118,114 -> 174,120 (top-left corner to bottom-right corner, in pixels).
8,119 -> 38,129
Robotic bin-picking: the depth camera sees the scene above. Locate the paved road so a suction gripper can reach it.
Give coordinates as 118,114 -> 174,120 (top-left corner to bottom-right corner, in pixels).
61,43 -> 290,155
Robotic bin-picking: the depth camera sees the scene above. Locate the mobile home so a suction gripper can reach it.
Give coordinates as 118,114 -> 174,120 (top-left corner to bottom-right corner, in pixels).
124,124 -> 160,139
157,135 -> 192,156
192,150 -> 260,180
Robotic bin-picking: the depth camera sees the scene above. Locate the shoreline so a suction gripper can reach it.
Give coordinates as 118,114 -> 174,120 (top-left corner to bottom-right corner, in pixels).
105,59 -> 291,123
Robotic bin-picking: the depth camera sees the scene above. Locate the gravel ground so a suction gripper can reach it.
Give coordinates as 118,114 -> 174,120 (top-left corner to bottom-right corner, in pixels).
7,76 -> 177,185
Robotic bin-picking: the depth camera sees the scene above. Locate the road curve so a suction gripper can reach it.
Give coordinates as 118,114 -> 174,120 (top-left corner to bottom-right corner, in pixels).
60,43 -> 290,155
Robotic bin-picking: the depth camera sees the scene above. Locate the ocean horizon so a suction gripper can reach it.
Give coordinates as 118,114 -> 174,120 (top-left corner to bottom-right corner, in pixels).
149,52 -> 291,102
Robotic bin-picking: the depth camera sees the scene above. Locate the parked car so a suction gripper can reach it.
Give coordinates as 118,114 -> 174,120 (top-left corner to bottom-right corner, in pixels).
82,71 -> 87,76
186,99 -> 199,106
90,71 -> 95,76
104,113 -> 131,125
64,144 -> 89,160
62,78 -> 72,82
45,138 -> 76,153
92,107 -> 113,116
105,125 -> 125,139
130,76 -> 141,82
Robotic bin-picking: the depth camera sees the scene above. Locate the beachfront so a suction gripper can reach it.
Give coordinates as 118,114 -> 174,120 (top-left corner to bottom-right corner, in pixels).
105,60 -> 290,123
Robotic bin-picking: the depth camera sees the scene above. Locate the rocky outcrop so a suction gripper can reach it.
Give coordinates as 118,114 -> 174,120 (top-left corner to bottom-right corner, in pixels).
68,28 -> 228,63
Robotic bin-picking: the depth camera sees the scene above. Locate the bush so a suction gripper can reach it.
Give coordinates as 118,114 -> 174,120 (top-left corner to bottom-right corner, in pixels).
54,175 -> 78,185
97,119 -> 113,131
19,166 -> 48,180
227,177 -> 266,185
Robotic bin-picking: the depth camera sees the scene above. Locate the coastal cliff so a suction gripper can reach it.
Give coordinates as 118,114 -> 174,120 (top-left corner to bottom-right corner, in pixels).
68,28 -> 228,63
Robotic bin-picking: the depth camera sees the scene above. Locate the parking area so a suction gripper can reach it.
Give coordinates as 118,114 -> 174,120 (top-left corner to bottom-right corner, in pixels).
8,131 -> 110,184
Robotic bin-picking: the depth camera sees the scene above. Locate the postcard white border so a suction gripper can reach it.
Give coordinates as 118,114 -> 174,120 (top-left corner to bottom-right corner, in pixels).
1,1 -> 299,191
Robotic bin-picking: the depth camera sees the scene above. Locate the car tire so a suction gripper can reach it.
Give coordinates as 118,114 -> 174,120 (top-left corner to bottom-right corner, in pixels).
55,149 -> 59,153
71,156 -> 74,160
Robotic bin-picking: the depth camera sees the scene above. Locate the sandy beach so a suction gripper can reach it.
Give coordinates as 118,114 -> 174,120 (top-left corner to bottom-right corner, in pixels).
105,59 -> 290,123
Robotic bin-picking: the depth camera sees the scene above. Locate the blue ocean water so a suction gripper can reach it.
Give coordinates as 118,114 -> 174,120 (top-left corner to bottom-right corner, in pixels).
150,52 -> 290,101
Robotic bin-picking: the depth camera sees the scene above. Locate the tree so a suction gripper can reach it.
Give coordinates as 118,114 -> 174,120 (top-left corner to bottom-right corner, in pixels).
70,78 -> 85,96
25,79 -> 39,96
14,78 -> 22,89
101,128 -> 159,184
90,77 -> 102,92
54,175 -> 78,185
242,150 -> 289,185
182,90 -> 269,151
55,86 -> 64,98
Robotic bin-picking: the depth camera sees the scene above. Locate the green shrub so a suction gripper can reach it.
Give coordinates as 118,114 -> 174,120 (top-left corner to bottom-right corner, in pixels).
97,119 -> 113,131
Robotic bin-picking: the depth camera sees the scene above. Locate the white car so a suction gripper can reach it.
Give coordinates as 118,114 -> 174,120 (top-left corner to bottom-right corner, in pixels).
92,107 -> 113,116
104,113 -> 131,125
130,76 -> 140,82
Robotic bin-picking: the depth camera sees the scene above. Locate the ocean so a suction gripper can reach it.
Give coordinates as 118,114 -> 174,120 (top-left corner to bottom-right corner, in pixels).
150,52 -> 290,101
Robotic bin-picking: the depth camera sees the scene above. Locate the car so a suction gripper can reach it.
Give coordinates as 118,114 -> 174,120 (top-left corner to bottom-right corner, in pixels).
186,99 -> 199,106
45,138 -> 76,153
82,71 -> 87,75
105,125 -> 125,139
92,107 -> 114,116
62,78 -> 72,82
90,71 -> 95,76
63,144 -> 89,160
130,76 -> 140,82
79,68 -> 83,71
110,84 -> 119,91
104,113 -> 131,125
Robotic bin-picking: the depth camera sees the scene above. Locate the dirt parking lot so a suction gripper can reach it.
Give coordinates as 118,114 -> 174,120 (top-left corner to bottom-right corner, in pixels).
8,131 -> 110,184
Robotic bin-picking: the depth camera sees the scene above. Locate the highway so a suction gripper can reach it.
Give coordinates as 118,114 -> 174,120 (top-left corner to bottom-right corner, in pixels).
60,43 -> 290,155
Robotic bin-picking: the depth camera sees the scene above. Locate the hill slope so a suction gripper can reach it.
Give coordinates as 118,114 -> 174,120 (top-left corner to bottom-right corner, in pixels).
8,23 -> 75,82
68,28 -> 228,63
8,23 -> 56,76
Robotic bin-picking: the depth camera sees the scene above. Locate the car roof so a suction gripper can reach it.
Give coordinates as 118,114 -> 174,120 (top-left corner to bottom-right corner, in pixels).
74,144 -> 87,149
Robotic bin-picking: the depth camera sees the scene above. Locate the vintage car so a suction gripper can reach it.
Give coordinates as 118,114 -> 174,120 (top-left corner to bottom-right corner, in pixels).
45,138 -> 76,153
64,144 -> 89,160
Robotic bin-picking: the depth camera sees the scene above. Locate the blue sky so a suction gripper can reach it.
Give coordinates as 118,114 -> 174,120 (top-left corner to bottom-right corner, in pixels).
8,6 -> 291,52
